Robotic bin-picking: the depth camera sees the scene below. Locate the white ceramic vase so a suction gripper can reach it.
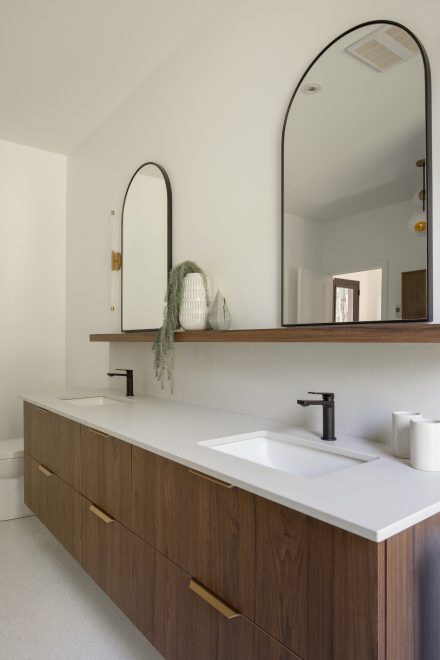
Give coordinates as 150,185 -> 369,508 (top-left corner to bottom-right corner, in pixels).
179,273 -> 211,331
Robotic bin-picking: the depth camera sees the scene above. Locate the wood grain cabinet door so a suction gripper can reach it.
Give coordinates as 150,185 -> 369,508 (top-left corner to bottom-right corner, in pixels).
132,447 -> 255,618
132,534 -> 254,660
24,454 -> 80,560
23,402 -> 80,489
80,495 -> 132,618
80,425 -> 131,527
255,496 -> 385,660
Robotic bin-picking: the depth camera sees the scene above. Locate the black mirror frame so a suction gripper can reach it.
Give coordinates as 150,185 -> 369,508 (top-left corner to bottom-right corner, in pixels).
121,161 -> 172,332
281,20 -> 432,327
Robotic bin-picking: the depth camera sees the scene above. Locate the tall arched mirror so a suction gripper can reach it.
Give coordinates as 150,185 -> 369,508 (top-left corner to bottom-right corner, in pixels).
282,21 -> 431,326
122,162 -> 171,331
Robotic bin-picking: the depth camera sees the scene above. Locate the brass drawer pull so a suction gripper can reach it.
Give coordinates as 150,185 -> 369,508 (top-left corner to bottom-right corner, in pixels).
188,468 -> 234,489
89,504 -> 114,524
189,579 -> 240,619
88,428 -> 110,438
37,464 -> 53,477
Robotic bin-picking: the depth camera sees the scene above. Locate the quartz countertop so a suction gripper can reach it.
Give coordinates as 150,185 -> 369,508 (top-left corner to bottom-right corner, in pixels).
21,391 -> 440,543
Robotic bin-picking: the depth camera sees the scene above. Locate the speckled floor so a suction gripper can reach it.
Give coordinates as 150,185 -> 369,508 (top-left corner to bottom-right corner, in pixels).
0,516 -> 163,660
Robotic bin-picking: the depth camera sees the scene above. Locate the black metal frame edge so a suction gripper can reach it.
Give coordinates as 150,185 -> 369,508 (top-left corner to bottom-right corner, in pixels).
280,19 -> 433,327
120,162 -> 172,333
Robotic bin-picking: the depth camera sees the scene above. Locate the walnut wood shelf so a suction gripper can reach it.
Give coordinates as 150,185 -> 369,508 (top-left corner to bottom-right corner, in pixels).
90,323 -> 440,344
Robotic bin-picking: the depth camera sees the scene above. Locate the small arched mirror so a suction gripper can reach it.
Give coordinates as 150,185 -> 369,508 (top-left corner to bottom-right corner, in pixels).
122,162 -> 171,331
282,21 -> 431,326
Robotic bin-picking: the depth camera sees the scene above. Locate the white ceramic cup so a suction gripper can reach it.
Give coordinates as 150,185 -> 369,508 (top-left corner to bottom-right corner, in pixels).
392,411 -> 422,459
410,418 -> 440,471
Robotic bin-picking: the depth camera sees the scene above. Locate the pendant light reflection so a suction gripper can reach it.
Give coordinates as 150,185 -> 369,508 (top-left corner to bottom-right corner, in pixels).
409,158 -> 427,237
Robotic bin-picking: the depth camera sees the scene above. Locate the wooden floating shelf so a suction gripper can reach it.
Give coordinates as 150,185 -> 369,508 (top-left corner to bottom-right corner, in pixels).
90,323 -> 440,344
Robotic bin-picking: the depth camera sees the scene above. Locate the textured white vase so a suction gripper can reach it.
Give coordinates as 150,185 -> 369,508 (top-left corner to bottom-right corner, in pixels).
179,273 -> 211,331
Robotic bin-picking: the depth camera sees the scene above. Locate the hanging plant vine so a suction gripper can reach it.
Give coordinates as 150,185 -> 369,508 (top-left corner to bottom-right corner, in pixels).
153,260 -> 209,391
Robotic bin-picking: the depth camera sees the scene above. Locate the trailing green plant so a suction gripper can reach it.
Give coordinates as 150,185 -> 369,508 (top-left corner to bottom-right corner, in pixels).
153,260 -> 209,391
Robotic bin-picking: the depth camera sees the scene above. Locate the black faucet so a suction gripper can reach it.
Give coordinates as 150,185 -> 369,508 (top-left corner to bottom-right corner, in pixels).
107,368 -> 134,397
297,392 -> 336,441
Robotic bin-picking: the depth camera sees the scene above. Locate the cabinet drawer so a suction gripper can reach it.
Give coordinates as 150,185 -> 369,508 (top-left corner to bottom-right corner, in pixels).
253,628 -> 302,660
80,425 -> 131,527
132,447 -> 255,617
24,454 -> 80,560
255,496 -> 385,660
80,496 -> 132,618
255,497 -> 309,658
24,402 -> 80,489
132,535 -> 254,660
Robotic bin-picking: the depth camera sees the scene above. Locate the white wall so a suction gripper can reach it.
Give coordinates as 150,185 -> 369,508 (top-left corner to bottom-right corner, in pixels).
66,0 -> 440,443
0,139 -> 66,439
283,212 -> 322,322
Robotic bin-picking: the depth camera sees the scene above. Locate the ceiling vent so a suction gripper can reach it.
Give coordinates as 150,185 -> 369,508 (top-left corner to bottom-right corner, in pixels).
345,25 -> 419,72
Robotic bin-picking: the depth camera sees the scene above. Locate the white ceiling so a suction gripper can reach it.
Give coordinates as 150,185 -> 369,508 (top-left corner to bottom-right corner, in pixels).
284,24 -> 426,222
0,0 -> 226,154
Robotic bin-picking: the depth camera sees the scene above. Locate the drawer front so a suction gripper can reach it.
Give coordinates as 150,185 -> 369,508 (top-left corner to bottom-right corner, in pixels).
132,447 -> 255,617
80,496 -> 132,618
253,628 -> 302,660
80,425 -> 131,527
24,454 -> 80,560
132,535 -> 254,660
255,496 -> 309,658
24,402 -> 80,488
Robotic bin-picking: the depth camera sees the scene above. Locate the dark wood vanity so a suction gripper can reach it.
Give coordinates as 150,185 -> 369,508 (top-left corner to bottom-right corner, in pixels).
24,401 -> 440,659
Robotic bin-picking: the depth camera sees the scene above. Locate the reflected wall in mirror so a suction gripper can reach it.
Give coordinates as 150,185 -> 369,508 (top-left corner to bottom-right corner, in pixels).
122,162 -> 171,331
282,21 -> 431,326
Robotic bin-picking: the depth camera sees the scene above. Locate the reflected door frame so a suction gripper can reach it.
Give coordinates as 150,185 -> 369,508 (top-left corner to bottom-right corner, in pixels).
333,278 -> 360,322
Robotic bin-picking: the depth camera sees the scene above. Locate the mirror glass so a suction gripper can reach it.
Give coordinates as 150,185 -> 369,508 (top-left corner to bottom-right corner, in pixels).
282,22 -> 430,325
122,162 -> 171,331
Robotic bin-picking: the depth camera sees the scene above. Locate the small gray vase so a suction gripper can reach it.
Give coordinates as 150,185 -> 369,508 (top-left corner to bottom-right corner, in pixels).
209,289 -> 231,330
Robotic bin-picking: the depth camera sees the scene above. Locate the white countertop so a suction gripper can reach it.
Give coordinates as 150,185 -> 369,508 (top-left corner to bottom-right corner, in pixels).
21,391 -> 440,543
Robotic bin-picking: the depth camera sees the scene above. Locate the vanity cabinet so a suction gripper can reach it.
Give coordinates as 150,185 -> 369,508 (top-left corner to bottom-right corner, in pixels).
23,402 -> 440,660
80,495 -> 133,618
23,402 -> 80,489
132,447 -> 255,617
24,453 -> 80,560
80,425 -> 131,528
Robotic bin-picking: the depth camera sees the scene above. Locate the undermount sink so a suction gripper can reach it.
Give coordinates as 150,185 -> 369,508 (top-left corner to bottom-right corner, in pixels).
199,431 -> 378,479
61,396 -> 125,407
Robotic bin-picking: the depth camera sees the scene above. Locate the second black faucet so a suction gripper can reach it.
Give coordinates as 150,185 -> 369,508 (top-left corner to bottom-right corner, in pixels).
297,392 -> 336,441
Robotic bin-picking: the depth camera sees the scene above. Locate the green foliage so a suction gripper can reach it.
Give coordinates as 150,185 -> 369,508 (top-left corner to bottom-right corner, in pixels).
153,260 -> 208,391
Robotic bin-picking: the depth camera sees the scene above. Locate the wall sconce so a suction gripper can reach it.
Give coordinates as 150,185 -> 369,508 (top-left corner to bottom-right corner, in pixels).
408,158 -> 427,236
110,209 -> 122,311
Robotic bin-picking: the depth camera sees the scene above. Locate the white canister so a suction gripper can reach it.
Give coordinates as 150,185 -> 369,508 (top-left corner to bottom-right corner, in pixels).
392,411 -> 422,459
410,418 -> 440,471
179,273 -> 211,331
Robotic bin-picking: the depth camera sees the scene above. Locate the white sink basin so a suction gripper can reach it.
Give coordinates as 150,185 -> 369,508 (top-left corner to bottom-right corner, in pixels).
199,431 -> 378,479
61,396 -> 124,407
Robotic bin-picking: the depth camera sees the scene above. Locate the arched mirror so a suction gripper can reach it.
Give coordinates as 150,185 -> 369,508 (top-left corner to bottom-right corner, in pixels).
122,162 -> 171,331
282,21 -> 431,326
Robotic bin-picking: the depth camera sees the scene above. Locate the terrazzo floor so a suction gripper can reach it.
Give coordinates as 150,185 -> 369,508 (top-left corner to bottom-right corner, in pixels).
0,516 -> 163,660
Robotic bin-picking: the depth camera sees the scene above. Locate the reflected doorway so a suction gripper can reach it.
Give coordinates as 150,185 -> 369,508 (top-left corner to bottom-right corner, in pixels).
332,268 -> 382,322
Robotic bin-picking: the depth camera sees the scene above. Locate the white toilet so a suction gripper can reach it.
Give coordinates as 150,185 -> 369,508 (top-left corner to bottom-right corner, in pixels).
0,439 -> 32,521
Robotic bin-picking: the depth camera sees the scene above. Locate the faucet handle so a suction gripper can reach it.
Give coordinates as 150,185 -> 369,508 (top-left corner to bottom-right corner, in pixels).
115,368 -> 133,374
308,391 -> 334,400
